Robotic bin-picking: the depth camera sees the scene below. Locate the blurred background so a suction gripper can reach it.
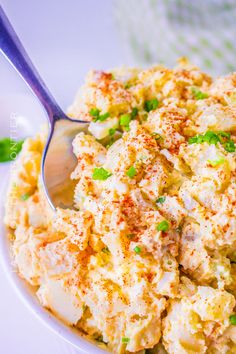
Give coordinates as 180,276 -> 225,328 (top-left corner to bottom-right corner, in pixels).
1,0 -> 236,109
116,0 -> 236,75
1,1 -> 236,353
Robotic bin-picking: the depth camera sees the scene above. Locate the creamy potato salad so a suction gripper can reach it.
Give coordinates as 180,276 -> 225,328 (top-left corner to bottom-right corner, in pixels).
4,59 -> 236,354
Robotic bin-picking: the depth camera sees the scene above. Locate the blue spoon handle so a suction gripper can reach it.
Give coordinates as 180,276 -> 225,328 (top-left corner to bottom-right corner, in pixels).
0,6 -> 67,124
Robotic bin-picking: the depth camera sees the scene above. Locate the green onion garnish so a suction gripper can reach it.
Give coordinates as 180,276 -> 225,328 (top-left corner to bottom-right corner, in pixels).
109,128 -> 116,136
152,133 -> 163,141
224,140 -> 235,152
89,108 -> 110,122
20,193 -> 30,201
191,87 -> 208,100
188,131 -> 220,145
203,131 -> 220,144
99,112 -> 110,122
126,166 -> 137,179
92,167 -> 112,180
131,107 -> 138,119
89,107 -> 100,118
207,157 -> 225,167
188,131 -> 235,153
134,246 -> 141,254
0,138 -> 24,163
156,196 -> 166,204
229,315 -> 236,325
157,220 -> 169,232
120,114 -> 131,127
218,131 -> 231,139
144,98 -> 159,112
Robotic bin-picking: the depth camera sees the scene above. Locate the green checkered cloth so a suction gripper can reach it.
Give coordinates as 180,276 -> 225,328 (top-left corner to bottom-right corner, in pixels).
115,0 -> 236,75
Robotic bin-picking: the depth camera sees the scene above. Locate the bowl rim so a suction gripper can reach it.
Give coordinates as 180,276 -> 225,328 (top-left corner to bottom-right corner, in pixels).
0,172 -> 108,354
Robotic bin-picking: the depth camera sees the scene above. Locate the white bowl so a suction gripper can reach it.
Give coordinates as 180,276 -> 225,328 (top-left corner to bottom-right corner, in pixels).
0,94 -> 108,354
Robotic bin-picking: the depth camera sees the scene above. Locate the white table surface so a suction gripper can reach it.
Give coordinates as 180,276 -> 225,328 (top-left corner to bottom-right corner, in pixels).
0,1 -> 129,353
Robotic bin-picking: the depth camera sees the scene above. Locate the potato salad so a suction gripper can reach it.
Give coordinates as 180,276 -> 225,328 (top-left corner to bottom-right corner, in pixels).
4,59 -> 236,354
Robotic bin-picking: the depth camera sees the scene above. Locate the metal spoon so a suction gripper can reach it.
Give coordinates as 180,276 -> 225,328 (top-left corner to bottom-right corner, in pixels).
0,6 -> 89,210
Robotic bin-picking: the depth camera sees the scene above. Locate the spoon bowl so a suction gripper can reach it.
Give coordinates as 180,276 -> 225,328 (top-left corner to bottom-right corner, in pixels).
42,118 -> 89,210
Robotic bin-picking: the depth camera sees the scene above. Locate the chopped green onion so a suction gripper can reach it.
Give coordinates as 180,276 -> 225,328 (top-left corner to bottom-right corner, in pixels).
188,131 -> 235,153
224,140 -> 235,152
89,108 -> 110,122
188,136 -> 199,144
0,138 -> 24,163
206,132 -> 220,144
126,166 -> 137,179
203,131 -> 220,144
109,128 -> 116,136
188,131 -> 220,145
99,112 -> 110,122
157,220 -> 169,232
218,131 -> 231,139
89,107 -> 100,118
122,337 -> 130,343
156,196 -> 166,204
207,157 -> 225,167
191,87 -> 208,100
131,107 -> 138,119
20,193 -> 30,201
188,135 -> 203,144
144,98 -> 159,112
107,129 -> 116,147
152,133 -> 163,141
120,114 -> 131,127
134,246 -> 141,254
229,315 -> 236,325
92,167 -> 112,180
